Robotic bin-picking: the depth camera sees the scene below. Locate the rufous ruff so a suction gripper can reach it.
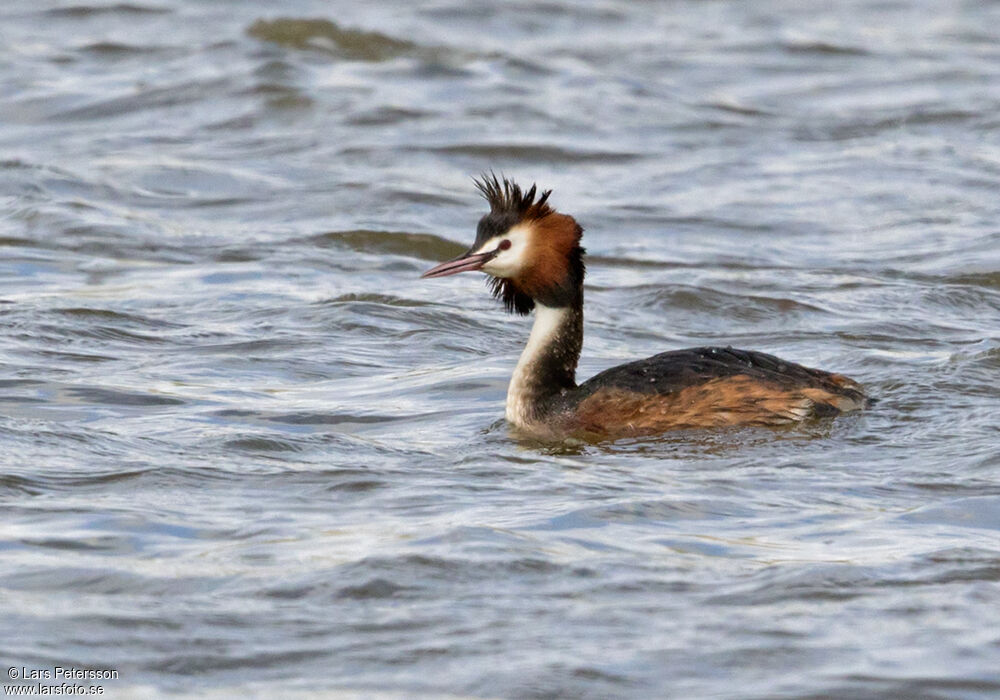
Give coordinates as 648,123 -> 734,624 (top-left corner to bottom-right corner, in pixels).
422,175 -> 868,440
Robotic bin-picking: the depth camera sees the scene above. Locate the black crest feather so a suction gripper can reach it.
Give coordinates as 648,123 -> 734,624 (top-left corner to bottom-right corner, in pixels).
473,172 -> 552,222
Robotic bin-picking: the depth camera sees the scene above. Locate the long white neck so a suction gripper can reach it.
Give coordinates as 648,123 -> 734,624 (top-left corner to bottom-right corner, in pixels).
505,303 -> 583,428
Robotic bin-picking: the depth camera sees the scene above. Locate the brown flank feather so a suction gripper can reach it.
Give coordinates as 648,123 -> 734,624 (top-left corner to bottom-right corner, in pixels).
571,375 -> 861,437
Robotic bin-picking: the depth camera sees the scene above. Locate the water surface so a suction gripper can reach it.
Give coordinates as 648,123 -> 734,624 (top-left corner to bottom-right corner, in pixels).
1,1 -> 999,698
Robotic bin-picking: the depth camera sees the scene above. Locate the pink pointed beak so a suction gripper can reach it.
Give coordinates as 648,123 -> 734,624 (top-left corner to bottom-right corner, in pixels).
421,250 -> 493,278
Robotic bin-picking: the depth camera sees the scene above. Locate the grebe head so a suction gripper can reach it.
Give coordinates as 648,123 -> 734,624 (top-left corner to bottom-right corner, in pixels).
421,174 -> 585,314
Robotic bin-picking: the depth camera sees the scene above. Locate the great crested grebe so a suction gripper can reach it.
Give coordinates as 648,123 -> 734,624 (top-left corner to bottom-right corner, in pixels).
422,175 -> 868,440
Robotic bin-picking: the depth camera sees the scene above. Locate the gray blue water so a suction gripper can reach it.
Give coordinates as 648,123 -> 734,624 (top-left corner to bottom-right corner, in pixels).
2,1 -> 999,698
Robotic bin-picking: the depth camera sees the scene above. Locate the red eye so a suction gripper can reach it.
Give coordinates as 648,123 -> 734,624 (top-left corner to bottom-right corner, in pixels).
498,239 -> 512,251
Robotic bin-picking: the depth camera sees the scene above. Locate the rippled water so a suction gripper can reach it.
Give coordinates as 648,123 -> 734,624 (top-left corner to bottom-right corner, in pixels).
2,1 -> 999,697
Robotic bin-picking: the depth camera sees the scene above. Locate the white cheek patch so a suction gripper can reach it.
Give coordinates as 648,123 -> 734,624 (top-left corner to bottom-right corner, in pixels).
480,225 -> 530,277
472,236 -> 501,257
